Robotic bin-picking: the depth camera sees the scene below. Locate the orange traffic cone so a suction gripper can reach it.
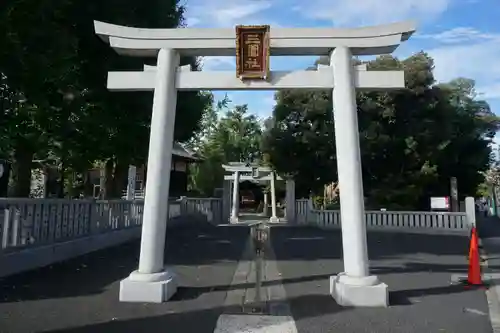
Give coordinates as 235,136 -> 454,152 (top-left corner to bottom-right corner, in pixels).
467,227 -> 482,285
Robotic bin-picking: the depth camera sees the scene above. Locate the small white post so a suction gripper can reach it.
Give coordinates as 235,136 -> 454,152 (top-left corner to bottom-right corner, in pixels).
126,165 -> 137,200
11,209 -> 19,247
2,208 -> 10,248
465,196 -> 476,227
119,48 -> 179,303
285,179 -> 296,224
263,191 -> 269,216
270,171 -> 278,223
329,46 -> 387,307
99,168 -> 106,199
230,171 -> 240,223
222,179 -> 231,222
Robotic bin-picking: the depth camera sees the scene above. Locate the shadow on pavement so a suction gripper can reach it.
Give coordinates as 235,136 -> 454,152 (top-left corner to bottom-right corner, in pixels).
0,224 -> 249,303
1,223 -> 488,333
476,215 -> 500,238
171,273 -> 334,301
0,241 -> 140,303
269,226 -> 492,333
269,226 -> 471,261
40,294 -> 346,333
172,268 -> 477,304
389,283 -> 484,305
370,262 -> 496,275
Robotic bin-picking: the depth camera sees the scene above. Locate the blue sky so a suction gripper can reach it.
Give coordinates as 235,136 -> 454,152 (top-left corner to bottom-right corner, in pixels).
182,0 -> 500,132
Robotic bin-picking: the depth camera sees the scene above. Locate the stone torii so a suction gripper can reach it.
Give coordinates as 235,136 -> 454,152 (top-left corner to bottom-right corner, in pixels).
94,20 -> 416,307
221,163 -> 283,223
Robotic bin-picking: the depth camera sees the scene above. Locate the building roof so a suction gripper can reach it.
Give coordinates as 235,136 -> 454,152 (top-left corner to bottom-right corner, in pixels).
172,142 -> 199,161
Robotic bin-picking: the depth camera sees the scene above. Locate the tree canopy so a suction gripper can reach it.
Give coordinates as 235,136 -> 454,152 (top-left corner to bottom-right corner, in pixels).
1,3 -> 497,209
188,100 -> 264,196
0,0 -> 210,197
262,52 -> 499,209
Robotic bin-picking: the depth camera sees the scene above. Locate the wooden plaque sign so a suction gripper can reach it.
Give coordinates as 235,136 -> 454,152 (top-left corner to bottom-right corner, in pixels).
235,25 -> 270,80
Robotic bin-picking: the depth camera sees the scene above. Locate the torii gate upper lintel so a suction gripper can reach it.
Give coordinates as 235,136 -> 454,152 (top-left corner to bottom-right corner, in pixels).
94,20 -> 416,307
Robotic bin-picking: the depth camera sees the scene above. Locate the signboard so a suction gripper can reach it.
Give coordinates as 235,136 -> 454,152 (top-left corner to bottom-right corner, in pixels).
235,25 -> 270,80
430,196 -> 450,210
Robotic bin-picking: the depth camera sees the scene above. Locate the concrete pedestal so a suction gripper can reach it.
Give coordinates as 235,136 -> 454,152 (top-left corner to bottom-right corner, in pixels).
119,268 -> 178,303
330,273 -> 388,307
269,216 -> 280,223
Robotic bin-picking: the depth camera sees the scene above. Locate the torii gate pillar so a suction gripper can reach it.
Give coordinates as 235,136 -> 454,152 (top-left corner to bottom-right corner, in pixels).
329,46 -> 387,306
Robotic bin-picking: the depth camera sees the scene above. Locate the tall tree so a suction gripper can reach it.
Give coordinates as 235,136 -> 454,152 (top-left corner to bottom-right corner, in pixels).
263,52 -> 499,209
0,0 -> 210,197
261,89 -> 336,198
189,102 -> 263,196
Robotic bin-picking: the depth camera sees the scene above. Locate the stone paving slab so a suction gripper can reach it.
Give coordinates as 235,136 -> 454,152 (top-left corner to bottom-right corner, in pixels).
270,226 -> 493,333
0,225 -> 249,333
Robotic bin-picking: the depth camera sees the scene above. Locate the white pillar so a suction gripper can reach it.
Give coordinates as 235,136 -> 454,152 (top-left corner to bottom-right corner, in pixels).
263,191 -> 269,216
222,179 -> 231,222
329,46 -> 388,307
270,172 -> 278,222
119,48 -> 179,303
230,171 -> 240,223
126,165 -> 137,200
285,179 -> 296,224
99,168 -> 106,199
465,196 -> 476,227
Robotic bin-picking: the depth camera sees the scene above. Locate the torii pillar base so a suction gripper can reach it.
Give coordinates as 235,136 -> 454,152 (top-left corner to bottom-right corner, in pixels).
269,216 -> 280,223
330,273 -> 388,307
119,269 -> 178,303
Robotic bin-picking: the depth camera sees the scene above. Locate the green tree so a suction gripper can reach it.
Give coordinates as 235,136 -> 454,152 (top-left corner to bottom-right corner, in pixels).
0,0 -> 210,197
189,102 -> 264,196
261,89 -> 336,198
263,52 -> 498,209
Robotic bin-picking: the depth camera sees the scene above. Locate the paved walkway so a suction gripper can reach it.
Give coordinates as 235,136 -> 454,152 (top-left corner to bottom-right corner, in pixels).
0,225 -> 249,333
271,227 -> 492,333
0,223 -> 496,332
477,215 -> 500,332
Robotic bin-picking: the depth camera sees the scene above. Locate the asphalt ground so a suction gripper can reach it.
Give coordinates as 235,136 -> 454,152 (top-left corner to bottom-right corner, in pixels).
270,226 -> 494,333
0,222 -> 495,333
0,224 -> 249,333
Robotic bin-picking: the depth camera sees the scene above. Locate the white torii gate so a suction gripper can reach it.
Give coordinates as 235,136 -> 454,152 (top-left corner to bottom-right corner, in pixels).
221,163 -> 283,223
94,20 -> 416,307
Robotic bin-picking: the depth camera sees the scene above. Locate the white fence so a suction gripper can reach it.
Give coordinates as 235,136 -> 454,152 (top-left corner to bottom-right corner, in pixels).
295,198 -> 472,233
0,197 -> 221,277
180,197 -> 223,224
